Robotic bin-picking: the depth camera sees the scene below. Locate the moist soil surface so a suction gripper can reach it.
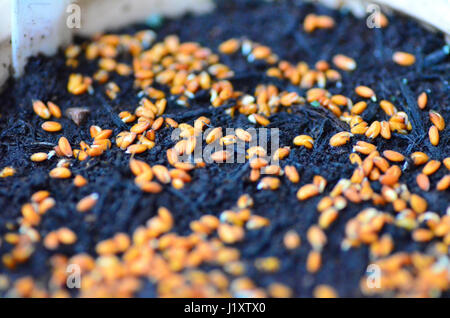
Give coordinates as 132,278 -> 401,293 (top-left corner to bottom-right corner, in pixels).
0,0 -> 449,297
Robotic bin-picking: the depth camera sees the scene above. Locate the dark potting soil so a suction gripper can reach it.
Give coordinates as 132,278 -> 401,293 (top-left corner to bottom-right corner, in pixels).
0,0 -> 449,297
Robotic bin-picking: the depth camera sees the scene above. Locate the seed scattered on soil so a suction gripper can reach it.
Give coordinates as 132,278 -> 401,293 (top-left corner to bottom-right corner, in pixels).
0,0 -> 448,299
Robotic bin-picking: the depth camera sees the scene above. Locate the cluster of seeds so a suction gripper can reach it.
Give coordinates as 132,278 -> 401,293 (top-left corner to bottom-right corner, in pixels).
7,196 -> 290,298
0,4 -> 448,298
2,191 -> 56,269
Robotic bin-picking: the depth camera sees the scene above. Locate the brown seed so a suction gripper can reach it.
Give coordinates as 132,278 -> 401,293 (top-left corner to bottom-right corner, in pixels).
220,135 -> 237,146
355,86 -> 375,99
130,121 -> 151,134
383,150 -> 404,162
293,135 -> 314,149
21,203 -> 40,226
250,157 -> 268,169
380,121 -> 391,139
297,184 -> 319,201
283,230 -> 301,250
130,159 -> 152,177
393,51 -> 416,66
381,185 -> 397,202
351,166 -> 365,184
58,137 -> 72,157
284,166 -> 300,183
428,125 -> 439,146
353,141 -> 376,155
49,167 -> 71,179
422,160 -> 441,175
96,240 -> 116,255
89,126 -> 102,139
235,128 -> 252,142
316,15 -> 335,29
443,158 -> 450,170
379,165 -> 401,186
118,132 -> 137,150
365,121 -> 381,139
137,181 -> 163,193
315,60 -> 329,72
417,92 -> 427,109
94,129 -> 112,140
218,224 -> 244,244
429,111 -> 445,131
47,102 -> 62,118
152,165 -> 171,184
351,122 -> 368,135
38,197 -> 55,215
303,14 -> 318,33
313,285 -> 338,298
416,173 -> 430,191
57,228 -> 77,245
410,194 -> 427,214
307,225 -> 327,251
436,175 -> 450,191
31,190 -> 50,203
313,175 -> 327,193
272,147 -> 290,161
67,73 -> 88,95
344,187 -> 362,203
411,152 -> 429,166
257,177 -> 280,190
194,116 -> 210,132
126,144 -> 148,154
73,175 -> 87,187
174,162 -> 195,171
93,139 -> 111,150
65,107 -> 90,125
30,152 -> 48,162
252,46 -> 272,60
206,127 -> 222,144
211,150 -> 230,163
249,113 -> 270,126
378,12 -> 389,27
263,165 -> 281,175
329,131 -> 352,147
332,54 -> 356,71
373,156 -> 389,173
246,215 -> 270,230
32,100 -> 50,119
349,153 -> 362,166
318,207 -> 338,229
119,111 -> 135,124
412,228 -> 433,242
171,178 -> 184,189
74,150 -> 87,161
317,196 -> 333,212
165,117 -> 178,128
219,38 -> 240,54
351,101 -> 367,115
379,100 -> 396,116
152,117 -> 164,131
87,147 -> 104,157
43,232 -> 59,250
41,121 -> 62,132
0,166 -> 15,178
306,250 -> 322,273
392,199 -> 407,212
134,169 -> 154,184
76,193 -> 99,212
268,283 -> 293,298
